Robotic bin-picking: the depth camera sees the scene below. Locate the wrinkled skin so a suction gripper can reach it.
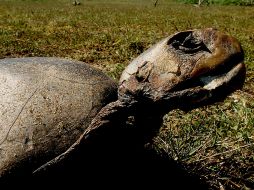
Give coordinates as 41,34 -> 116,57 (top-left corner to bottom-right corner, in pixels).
0,28 -> 246,186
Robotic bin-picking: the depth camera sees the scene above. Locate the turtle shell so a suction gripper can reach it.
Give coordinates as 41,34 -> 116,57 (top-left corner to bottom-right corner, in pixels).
0,57 -> 117,177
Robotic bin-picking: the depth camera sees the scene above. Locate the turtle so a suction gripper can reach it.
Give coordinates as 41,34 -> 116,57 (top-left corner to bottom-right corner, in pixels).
0,28 -> 245,185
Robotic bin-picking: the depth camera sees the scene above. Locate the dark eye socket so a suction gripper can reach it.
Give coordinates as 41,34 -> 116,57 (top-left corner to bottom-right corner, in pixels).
167,31 -> 192,45
168,31 -> 211,54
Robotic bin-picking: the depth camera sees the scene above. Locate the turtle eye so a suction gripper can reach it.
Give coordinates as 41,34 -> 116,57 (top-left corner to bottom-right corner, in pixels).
168,31 -> 211,54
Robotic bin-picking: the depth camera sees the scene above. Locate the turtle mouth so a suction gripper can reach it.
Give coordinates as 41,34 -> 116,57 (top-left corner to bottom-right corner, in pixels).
171,53 -> 245,94
157,61 -> 246,111
199,62 -> 245,90
165,60 -> 246,107
166,28 -> 245,94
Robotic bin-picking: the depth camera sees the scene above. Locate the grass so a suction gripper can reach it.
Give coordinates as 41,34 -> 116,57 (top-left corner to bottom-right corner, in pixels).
178,0 -> 254,6
0,0 -> 254,189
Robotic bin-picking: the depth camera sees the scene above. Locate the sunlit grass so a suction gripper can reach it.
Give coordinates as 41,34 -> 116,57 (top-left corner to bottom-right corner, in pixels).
155,91 -> 254,189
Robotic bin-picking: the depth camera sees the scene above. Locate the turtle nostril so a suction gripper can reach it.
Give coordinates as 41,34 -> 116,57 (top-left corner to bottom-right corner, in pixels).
135,61 -> 153,82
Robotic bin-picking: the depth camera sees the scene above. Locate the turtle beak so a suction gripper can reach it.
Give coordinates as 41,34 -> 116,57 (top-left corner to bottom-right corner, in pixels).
159,28 -> 246,109
199,62 -> 245,91
162,61 -> 246,112
188,28 -> 245,91
168,28 -> 245,92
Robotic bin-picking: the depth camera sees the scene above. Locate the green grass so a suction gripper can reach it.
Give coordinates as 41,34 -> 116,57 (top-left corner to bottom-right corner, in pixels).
0,0 -> 254,189
178,0 -> 254,6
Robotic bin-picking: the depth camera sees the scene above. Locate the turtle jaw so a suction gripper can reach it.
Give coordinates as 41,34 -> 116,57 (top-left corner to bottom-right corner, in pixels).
159,61 -> 246,111
155,28 -> 246,108
200,62 -> 245,91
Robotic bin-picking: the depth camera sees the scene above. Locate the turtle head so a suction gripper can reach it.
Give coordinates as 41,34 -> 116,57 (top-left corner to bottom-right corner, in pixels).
118,28 -> 246,111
